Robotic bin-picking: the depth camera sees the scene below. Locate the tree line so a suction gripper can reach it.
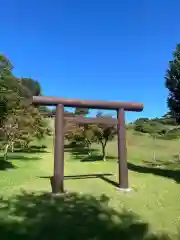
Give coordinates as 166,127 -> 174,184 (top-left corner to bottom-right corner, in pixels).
46,108 -> 117,160
0,55 -> 50,160
128,113 -> 180,140
65,110 -> 117,161
130,44 -> 180,140
1,43 -> 180,160
0,55 -> 117,161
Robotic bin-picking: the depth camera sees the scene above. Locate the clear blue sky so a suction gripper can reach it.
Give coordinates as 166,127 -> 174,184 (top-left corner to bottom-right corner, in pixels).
1,0 -> 180,122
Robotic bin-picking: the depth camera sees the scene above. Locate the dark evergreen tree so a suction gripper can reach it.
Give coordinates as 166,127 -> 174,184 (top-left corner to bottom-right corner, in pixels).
165,44 -> 180,122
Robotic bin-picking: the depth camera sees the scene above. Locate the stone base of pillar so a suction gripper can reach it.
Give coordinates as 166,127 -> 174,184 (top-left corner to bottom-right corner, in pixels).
116,187 -> 133,193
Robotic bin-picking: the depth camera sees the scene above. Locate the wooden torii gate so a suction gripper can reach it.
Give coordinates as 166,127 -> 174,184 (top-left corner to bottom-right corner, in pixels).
32,96 -> 143,193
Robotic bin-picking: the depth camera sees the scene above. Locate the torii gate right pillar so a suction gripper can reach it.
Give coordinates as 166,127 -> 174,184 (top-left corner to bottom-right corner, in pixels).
117,108 -> 128,189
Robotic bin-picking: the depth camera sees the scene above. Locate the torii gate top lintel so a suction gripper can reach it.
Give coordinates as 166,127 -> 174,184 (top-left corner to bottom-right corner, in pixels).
32,96 -> 143,112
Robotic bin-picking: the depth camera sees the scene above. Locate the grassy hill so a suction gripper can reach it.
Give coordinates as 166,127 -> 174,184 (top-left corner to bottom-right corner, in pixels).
47,117 -> 180,165
0,129 -> 180,239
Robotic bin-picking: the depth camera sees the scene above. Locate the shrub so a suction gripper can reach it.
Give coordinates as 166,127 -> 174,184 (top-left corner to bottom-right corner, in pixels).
159,128 -> 180,140
126,124 -> 135,130
134,121 -> 167,135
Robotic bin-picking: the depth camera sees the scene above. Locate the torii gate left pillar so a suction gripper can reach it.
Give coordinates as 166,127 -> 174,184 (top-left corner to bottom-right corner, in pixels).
50,104 -> 64,193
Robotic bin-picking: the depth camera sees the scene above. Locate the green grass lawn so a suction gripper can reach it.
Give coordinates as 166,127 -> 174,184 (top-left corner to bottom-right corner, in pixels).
0,131 -> 180,239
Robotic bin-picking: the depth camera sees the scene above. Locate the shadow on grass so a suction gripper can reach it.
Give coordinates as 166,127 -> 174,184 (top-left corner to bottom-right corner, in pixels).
0,159 -> 15,170
15,145 -> 49,153
81,155 -> 117,162
0,155 -> 41,161
64,143 -> 98,160
64,143 -> 116,162
0,191 -> 172,240
143,157 -> 180,169
0,154 -> 41,171
99,175 -> 119,188
65,173 -> 113,180
65,174 -> 119,188
128,162 -> 180,183
40,174 -> 119,188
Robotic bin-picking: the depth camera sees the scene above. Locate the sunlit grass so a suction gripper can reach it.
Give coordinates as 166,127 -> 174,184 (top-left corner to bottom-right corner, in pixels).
0,131 -> 180,238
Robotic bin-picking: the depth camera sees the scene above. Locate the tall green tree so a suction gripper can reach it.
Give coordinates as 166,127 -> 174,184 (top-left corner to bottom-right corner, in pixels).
165,44 -> 180,122
0,55 -> 42,123
0,54 -> 13,78
93,124 -> 116,161
92,112 -> 117,161
0,54 -> 49,160
66,111 -> 117,160
20,78 -> 41,96
1,101 -> 49,160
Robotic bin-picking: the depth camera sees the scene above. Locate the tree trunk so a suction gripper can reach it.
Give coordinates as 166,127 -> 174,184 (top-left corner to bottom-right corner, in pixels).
11,142 -> 14,153
153,136 -> 156,162
153,150 -> 156,161
4,144 -> 9,161
101,142 -> 106,161
85,141 -> 91,156
88,143 -> 91,156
